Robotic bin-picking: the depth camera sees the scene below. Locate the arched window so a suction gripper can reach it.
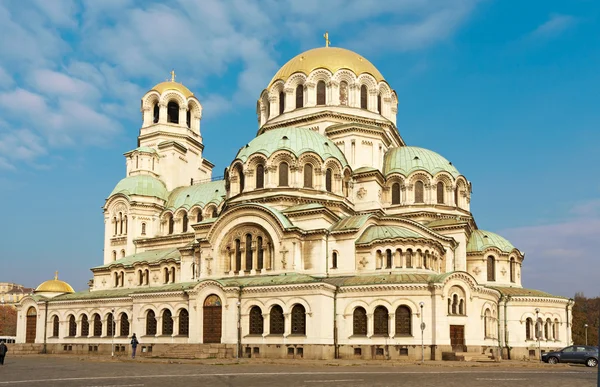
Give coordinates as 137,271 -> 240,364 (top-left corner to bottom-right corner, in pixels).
452,294 -> 458,315
291,304 -> 306,335
167,101 -> 179,123
119,212 -> 123,234
121,249 -> 125,258
257,236 -> 264,271
526,317 -> 533,340
360,85 -> 367,109
279,91 -> 285,114
138,270 -> 143,286
162,309 -> 173,335
144,269 -> 149,285
114,272 -> 119,287
484,309 -> 491,337
544,319 -> 551,340
164,267 -> 169,284
374,306 -> 389,336
237,164 -> 244,193
52,315 -> 59,337
113,217 -> 117,235
182,213 -> 188,232
487,256 -> 495,281
339,81 -> 348,105
325,168 -> 332,192
554,318 -> 559,340
168,214 -> 174,235
141,223 -> 146,235
68,315 -> 76,337
93,314 -> 102,337
459,299 -> 465,315
406,249 -> 413,268
455,186 -> 459,206
120,313 -> 129,337
395,306 -> 412,336
391,182 -> 400,204
269,305 -> 284,335
377,94 -> 382,114
186,110 -> 191,128
386,249 -> 392,269
211,207 -> 218,218
510,258 -> 516,283
81,315 -> 89,337
295,84 -> 303,108
197,211 -> 203,223
146,310 -> 157,336
414,181 -> 424,203
332,251 -> 338,269
153,103 -> 159,123
437,182 -> 444,204
316,81 -> 326,105
107,313 -> 114,337
303,164 -> 313,188
278,162 -> 288,187
256,164 -> 264,189
249,306 -> 263,335
179,309 -> 189,337
235,239 -> 242,273
353,307 -> 367,336
245,234 -> 253,271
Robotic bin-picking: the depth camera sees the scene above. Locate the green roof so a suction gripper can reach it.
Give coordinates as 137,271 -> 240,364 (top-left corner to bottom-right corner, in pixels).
125,146 -> 157,154
467,230 -> 516,253
282,203 -> 325,213
214,273 -> 319,287
53,282 -> 198,301
109,175 -> 168,200
166,180 -> 225,210
427,218 -> 469,228
235,127 -> 348,167
488,286 -> 567,299
93,247 -> 180,270
330,214 -> 372,232
356,225 -> 424,245
324,273 -> 435,286
383,146 -> 460,178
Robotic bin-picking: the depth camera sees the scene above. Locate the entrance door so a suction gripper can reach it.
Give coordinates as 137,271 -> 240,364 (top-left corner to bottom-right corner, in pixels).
203,295 -> 222,343
26,307 -> 37,343
450,325 -> 466,352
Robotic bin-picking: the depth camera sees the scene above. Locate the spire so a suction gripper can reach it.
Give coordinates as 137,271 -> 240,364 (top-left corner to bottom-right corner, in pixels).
323,31 -> 330,47
170,69 -> 176,82
54,271 -> 58,280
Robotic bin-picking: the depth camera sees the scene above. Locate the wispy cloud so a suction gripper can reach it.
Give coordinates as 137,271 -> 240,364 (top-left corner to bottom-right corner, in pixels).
529,14 -> 577,39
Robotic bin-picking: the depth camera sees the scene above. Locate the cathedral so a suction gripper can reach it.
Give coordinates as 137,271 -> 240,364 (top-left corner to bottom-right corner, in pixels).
16,40 -> 573,361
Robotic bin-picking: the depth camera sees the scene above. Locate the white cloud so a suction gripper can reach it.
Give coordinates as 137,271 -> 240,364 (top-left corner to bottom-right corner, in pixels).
29,69 -> 100,101
529,14 -> 577,39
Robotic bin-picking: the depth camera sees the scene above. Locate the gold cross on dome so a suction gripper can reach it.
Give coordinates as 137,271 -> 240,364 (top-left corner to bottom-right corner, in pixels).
170,69 -> 176,82
323,31 -> 330,47
54,271 -> 59,280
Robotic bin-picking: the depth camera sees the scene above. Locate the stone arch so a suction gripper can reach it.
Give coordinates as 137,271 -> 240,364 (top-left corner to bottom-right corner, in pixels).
187,98 -> 202,118
377,82 -> 392,98
306,69 -> 333,84
160,91 -> 187,108
264,298 -> 287,312
284,73 -> 307,90
356,74 -> 377,91
241,299 -> 267,315
246,154 -> 268,170
142,91 -> 161,111
343,300 -> 370,316
368,298 -> 393,314
407,171 -> 433,186
332,70 -> 357,85
284,297 -> 312,315
390,299 -> 421,314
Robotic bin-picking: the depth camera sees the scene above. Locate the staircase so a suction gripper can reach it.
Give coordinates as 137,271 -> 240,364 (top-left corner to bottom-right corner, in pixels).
152,344 -> 235,359
454,351 -> 496,362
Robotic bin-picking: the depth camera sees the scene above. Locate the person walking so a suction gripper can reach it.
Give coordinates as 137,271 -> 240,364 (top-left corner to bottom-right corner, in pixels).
0,340 -> 7,365
130,333 -> 139,359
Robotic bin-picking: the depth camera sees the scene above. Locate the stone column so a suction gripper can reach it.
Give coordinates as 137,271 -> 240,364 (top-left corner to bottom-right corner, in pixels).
159,103 -> 167,124
179,107 -> 186,126
389,313 -> 395,338
284,87 -> 294,112
284,313 -> 291,337
262,313 -> 270,336
367,313 -> 374,338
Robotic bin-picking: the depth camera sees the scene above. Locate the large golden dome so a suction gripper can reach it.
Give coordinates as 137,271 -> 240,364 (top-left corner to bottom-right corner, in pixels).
269,47 -> 385,87
151,81 -> 194,98
35,272 -> 75,294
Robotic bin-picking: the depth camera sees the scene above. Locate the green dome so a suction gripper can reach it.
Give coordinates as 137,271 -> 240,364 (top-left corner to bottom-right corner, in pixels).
383,146 -> 460,178
356,225 -> 424,245
236,127 -> 348,167
166,180 -> 226,210
109,175 -> 168,201
467,230 -> 516,253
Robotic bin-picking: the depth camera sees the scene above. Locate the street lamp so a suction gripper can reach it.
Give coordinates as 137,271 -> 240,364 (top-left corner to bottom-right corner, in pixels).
584,324 -> 588,346
535,308 -> 541,362
419,301 -> 425,363
111,308 -> 115,358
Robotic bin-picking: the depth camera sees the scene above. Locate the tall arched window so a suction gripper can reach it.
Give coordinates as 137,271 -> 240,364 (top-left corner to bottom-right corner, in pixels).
391,182 -> 401,205
168,214 -> 174,235
395,306 -> 412,336
113,217 -> 118,235
186,110 -> 191,128
295,84 -> 303,108
526,317 -> 533,340
146,310 -> 157,335
182,213 -> 188,232
235,239 -> 242,273
291,304 -> 306,335
107,313 -> 114,337
162,309 -> 173,335
68,315 -> 76,337
93,314 -> 102,337
414,181 -> 424,203
245,234 -> 253,271
278,162 -> 289,187
360,85 -> 367,109
406,249 -> 413,268
353,307 -> 367,336
164,267 -> 169,284
120,313 -> 129,337
212,207 -> 218,218
81,315 -> 89,336
325,168 -> 332,192
386,249 -> 392,269
374,306 -> 389,336
316,81 -> 326,105
377,94 -> 382,114
153,103 -> 159,123
167,101 -> 179,124
510,258 -> 516,283
455,186 -> 459,206
452,294 -> 458,314
249,306 -> 263,335
52,315 -> 59,337
269,305 -> 284,335
197,211 -> 203,223
256,164 -> 264,189
141,223 -> 146,235
331,251 -> 338,269
179,309 -> 189,337
484,309 -> 491,337
437,182 -> 444,204
339,81 -> 348,105
257,236 -> 264,270
279,91 -> 285,114
303,164 -> 313,188
487,256 -> 495,281
236,164 -> 244,193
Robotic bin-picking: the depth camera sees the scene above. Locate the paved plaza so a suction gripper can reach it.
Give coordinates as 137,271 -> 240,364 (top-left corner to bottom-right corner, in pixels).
0,356 -> 597,387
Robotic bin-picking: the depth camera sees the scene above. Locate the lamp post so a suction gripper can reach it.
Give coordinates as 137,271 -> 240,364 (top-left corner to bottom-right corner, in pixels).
535,308 -> 541,362
111,308 -> 115,358
584,324 -> 588,345
419,301 -> 425,363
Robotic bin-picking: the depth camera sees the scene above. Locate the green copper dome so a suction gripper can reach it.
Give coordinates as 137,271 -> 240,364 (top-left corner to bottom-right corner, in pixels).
383,146 -> 460,178
467,230 -> 516,253
236,127 -> 348,167
109,175 -> 168,201
356,225 -> 424,245
166,180 -> 226,210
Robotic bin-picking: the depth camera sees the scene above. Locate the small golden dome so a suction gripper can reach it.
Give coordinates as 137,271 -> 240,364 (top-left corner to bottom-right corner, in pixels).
269,46 -> 385,87
35,272 -> 74,294
150,70 -> 194,98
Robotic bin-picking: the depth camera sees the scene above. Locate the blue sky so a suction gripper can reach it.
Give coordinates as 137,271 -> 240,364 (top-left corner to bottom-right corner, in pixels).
0,0 -> 598,297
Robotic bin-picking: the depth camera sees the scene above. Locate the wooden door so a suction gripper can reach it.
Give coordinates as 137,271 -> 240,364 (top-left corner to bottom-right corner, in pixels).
26,307 -> 37,343
203,295 -> 222,343
450,325 -> 466,352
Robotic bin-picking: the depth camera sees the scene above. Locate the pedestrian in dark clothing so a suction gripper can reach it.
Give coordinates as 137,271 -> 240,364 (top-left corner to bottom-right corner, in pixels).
0,341 -> 7,365
130,333 -> 139,359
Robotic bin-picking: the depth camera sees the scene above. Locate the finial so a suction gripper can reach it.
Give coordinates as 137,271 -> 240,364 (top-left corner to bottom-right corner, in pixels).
170,69 -> 176,82
54,271 -> 58,280
323,31 -> 330,47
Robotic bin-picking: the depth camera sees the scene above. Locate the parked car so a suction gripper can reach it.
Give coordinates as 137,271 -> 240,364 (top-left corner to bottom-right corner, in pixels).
542,345 -> 598,367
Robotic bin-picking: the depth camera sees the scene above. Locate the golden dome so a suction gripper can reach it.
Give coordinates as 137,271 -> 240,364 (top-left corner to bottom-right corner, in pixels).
35,272 -> 74,294
151,81 -> 194,99
269,47 -> 385,87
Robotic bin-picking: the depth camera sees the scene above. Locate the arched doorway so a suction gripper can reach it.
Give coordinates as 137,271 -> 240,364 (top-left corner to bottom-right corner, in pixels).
26,307 -> 37,343
203,294 -> 222,343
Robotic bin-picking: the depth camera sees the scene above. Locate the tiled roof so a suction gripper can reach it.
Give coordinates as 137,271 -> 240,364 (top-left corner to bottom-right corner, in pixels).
330,214 -> 372,232
92,247 -> 181,270
356,225 -> 424,245
488,286 -> 567,299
